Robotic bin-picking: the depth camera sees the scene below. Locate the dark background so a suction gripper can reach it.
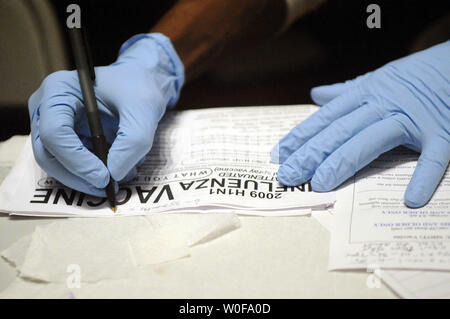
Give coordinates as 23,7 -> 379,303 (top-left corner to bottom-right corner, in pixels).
1,0 -> 449,140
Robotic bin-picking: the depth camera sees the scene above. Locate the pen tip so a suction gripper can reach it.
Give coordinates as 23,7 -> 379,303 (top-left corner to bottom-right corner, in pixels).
112,207 -> 117,213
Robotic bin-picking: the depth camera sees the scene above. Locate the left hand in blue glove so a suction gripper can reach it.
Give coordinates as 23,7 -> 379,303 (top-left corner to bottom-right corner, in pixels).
272,41 -> 450,208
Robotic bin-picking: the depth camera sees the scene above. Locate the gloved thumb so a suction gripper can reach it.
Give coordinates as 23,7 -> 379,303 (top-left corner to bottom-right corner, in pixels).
404,140 -> 450,208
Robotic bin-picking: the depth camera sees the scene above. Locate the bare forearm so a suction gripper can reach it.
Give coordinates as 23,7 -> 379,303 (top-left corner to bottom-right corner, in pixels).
151,0 -> 287,80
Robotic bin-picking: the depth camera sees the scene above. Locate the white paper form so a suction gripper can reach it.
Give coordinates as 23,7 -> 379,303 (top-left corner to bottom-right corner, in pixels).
0,105 -> 334,217
381,270 -> 450,299
329,148 -> 450,271
311,207 -> 450,299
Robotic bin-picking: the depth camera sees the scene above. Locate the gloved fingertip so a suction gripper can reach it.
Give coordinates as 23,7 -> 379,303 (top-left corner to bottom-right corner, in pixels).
270,143 -> 280,164
404,184 -> 429,208
85,167 -> 110,189
107,158 -> 129,182
277,164 -> 302,186
119,167 -> 138,184
310,87 -> 325,105
85,181 -> 118,198
311,177 -> 327,193
83,184 -> 108,198
311,167 -> 335,192
311,84 -> 345,106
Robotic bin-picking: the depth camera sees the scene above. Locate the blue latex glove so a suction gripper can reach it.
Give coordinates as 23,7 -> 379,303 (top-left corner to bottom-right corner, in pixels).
28,33 -> 184,197
272,41 -> 449,208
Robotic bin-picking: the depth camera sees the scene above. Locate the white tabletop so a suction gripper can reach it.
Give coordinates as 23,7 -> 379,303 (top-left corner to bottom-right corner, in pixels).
0,136 -> 397,298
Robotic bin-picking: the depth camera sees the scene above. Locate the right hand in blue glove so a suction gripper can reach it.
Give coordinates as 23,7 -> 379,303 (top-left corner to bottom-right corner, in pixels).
272,41 -> 450,208
28,33 -> 184,197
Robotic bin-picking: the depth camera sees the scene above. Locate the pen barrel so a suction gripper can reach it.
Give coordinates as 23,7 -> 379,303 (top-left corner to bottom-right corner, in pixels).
79,74 -> 105,137
91,134 -> 109,165
69,28 -> 104,138
68,27 -> 116,208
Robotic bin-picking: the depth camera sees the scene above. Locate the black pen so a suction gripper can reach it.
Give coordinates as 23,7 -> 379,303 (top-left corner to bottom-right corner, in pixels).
68,27 -> 117,212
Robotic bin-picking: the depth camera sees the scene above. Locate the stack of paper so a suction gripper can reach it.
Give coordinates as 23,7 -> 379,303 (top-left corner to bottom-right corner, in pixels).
324,147 -> 450,298
0,105 -> 334,217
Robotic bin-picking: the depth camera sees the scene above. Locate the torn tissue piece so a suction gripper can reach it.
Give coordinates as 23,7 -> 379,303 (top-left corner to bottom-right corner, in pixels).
145,213 -> 242,247
0,277 -> 72,299
1,213 -> 240,284
311,210 -> 333,232
18,218 -> 141,283
129,214 -> 241,266
2,233 -> 32,269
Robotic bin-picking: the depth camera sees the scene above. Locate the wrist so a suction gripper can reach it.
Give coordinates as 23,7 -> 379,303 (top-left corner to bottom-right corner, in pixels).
118,33 -> 185,108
